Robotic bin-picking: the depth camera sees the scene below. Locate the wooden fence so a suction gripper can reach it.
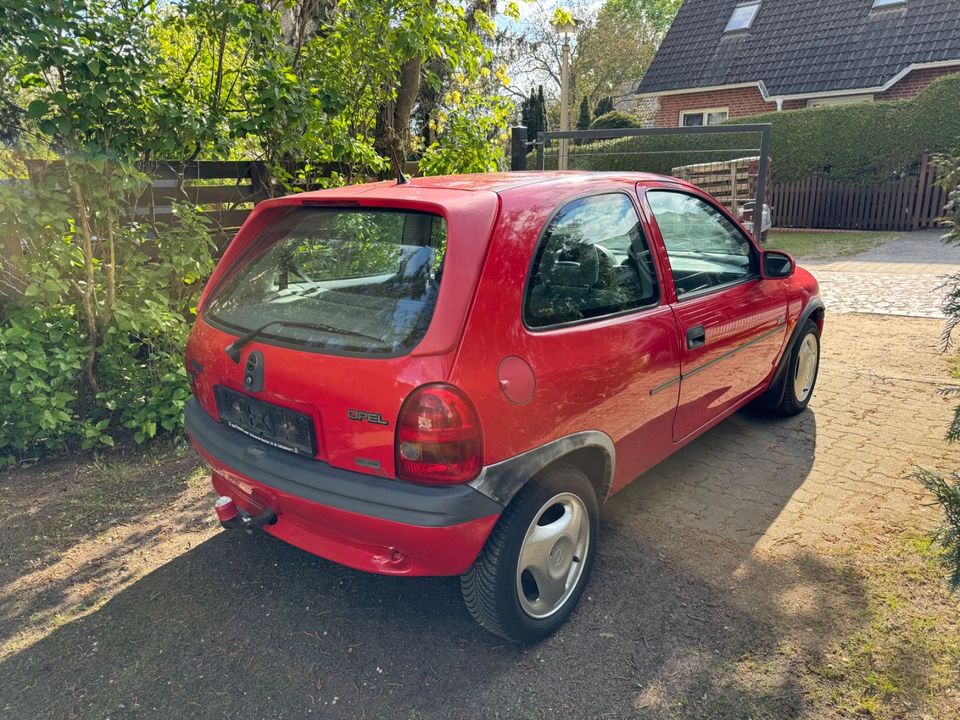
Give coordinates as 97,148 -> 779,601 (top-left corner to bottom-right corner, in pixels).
21,159 -> 418,247
25,160 -> 291,244
671,156 -> 766,215
769,154 -> 946,231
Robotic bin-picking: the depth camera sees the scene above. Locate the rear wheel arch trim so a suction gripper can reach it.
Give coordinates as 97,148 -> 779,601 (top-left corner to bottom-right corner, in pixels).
469,432 -> 616,507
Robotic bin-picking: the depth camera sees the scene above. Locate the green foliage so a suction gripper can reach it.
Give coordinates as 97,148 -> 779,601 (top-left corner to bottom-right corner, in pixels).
604,0 -> 683,35
594,96 -> 614,118
574,96 -> 592,146
534,128 -> 752,172
576,97 -> 591,131
419,88 -> 512,175
0,189 -> 214,463
0,306 -> 92,464
589,111 -> 644,130
520,85 -> 548,139
571,1 -> 663,108
0,0 -> 510,464
914,468 -> 960,590
917,151 -> 960,591
730,73 -> 960,183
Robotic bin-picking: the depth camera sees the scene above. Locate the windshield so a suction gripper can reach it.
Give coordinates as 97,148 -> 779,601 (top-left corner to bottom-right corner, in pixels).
204,207 -> 448,356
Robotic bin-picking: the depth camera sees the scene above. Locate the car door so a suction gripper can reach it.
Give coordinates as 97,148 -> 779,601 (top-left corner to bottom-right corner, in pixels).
518,191 -> 683,488
641,187 -> 787,441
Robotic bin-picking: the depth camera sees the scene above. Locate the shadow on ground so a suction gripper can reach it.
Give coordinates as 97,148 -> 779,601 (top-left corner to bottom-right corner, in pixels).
0,529 -> 868,720
0,407 -> 874,720
0,451 -> 204,650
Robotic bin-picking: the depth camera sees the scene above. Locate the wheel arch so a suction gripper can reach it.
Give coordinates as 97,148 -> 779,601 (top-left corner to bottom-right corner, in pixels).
469,431 -> 616,507
754,297 -> 825,409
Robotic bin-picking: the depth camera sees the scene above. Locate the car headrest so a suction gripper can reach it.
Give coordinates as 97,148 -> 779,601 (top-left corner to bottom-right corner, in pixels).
540,242 -> 600,288
399,245 -> 433,277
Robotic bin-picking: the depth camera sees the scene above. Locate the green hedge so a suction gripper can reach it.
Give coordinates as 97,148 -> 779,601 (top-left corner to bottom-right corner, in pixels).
533,73 -> 960,183
536,131 -> 762,176
589,111 -> 643,130
731,72 -> 960,183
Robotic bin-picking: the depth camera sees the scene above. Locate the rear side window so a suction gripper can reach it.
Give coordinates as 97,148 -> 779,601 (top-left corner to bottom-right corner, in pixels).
205,207 -> 447,356
524,193 -> 659,328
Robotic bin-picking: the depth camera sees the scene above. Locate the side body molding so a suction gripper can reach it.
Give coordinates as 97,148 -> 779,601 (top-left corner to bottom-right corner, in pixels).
469,431 -> 616,506
756,296 -> 825,408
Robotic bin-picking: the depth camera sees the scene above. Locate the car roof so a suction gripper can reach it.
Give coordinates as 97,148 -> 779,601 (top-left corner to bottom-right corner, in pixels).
401,171 -> 679,193
288,171 -> 689,203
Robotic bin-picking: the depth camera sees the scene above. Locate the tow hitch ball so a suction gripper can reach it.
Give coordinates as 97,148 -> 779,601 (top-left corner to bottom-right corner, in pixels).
215,495 -> 276,533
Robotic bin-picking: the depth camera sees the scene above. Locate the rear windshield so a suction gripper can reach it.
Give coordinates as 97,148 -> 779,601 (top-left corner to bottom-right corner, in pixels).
204,207 -> 447,356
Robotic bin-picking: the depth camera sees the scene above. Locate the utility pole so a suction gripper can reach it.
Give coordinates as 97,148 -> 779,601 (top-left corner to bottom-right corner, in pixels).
559,32 -> 570,170
554,17 -> 577,171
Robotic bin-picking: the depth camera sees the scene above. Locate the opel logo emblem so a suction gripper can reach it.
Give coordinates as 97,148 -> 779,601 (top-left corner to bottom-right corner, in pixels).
551,546 -> 566,568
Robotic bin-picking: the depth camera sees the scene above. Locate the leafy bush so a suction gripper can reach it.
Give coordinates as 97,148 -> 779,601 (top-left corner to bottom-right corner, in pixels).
419,86 -> 512,175
0,190 -> 214,465
589,111 -> 643,130
0,306 -> 94,462
916,468 -> 960,590
0,0 -> 510,466
593,96 -> 614,118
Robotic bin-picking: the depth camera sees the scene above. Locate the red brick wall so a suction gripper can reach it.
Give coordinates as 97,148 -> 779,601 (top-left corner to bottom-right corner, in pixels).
652,65 -> 960,127
875,65 -> 960,100
652,86 -> 807,127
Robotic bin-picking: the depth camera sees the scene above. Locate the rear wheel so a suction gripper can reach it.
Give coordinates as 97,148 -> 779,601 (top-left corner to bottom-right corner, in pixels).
776,320 -> 820,415
460,463 -> 598,643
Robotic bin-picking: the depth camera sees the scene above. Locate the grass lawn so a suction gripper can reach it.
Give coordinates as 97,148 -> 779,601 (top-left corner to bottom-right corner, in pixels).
766,229 -> 895,260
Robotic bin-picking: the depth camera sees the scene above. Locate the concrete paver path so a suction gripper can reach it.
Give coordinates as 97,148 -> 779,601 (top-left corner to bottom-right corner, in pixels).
807,229 -> 960,318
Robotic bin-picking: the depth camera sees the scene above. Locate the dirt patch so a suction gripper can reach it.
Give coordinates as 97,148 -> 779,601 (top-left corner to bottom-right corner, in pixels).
0,443 -> 214,660
1,314 -> 959,719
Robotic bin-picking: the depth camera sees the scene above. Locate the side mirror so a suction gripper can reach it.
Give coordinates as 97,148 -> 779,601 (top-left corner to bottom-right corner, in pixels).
761,250 -> 795,279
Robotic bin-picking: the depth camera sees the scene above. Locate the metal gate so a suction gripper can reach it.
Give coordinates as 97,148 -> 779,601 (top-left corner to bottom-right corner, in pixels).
510,123 -> 772,240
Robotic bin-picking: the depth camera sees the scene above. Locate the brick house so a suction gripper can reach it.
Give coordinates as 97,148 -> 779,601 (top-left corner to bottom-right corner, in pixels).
633,0 -> 960,127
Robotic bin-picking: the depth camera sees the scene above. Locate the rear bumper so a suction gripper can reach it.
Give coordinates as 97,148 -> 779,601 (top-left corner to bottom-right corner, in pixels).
185,399 -> 502,576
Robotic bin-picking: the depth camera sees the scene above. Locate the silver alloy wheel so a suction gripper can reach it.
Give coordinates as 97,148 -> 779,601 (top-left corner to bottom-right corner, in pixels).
793,333 -> 819,402
516,492 -> 590,619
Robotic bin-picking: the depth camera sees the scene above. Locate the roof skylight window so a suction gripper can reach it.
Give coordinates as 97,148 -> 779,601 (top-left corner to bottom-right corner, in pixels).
725,1 -> 761,33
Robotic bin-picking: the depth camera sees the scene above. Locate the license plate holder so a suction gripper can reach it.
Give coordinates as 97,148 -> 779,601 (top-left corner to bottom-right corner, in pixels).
214,386 -> 316,457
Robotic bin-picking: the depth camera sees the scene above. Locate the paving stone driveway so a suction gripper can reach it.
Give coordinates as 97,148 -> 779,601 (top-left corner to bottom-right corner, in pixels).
806,229 -> 960,318
3,234 -> 960,719
2,314 -> 958,720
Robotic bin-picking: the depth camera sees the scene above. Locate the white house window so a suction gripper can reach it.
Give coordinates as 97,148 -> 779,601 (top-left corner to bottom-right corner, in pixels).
724,1 -> 761,33
680,108 -> 729,127
872,0 -> 905,7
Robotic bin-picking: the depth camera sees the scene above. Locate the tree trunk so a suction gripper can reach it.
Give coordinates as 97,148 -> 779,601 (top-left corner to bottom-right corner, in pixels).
375,56 -> 422,165
68,171 -> 102,395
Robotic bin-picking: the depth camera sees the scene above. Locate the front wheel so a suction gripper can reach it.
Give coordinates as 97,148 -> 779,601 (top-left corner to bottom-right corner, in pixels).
460,463 -> 598,643
775,320 -> 821,416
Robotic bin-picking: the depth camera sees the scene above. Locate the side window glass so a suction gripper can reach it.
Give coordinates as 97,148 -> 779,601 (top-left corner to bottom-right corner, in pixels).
646,191 -> 757,298
524,193 -> 659,328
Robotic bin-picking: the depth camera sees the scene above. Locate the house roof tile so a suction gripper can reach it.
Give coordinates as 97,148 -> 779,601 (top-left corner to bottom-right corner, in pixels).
637,0 -> 960,97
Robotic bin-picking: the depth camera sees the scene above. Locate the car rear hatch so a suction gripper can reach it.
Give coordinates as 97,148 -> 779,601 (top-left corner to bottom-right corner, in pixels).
186,187 -> 499,479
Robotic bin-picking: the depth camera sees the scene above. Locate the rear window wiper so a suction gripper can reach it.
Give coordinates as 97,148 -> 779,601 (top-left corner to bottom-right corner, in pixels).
224,320 -> 383,363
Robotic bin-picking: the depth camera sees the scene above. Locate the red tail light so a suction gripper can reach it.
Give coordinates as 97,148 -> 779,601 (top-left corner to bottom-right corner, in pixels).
396,384 -> 483,485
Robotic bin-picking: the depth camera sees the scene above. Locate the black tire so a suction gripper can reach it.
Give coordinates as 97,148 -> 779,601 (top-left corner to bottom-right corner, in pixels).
775,320 -> 821,416
460,462 -> 599,643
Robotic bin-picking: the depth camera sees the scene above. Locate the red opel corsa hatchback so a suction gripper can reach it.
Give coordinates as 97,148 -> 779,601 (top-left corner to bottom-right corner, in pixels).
185,172 -> 823,642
